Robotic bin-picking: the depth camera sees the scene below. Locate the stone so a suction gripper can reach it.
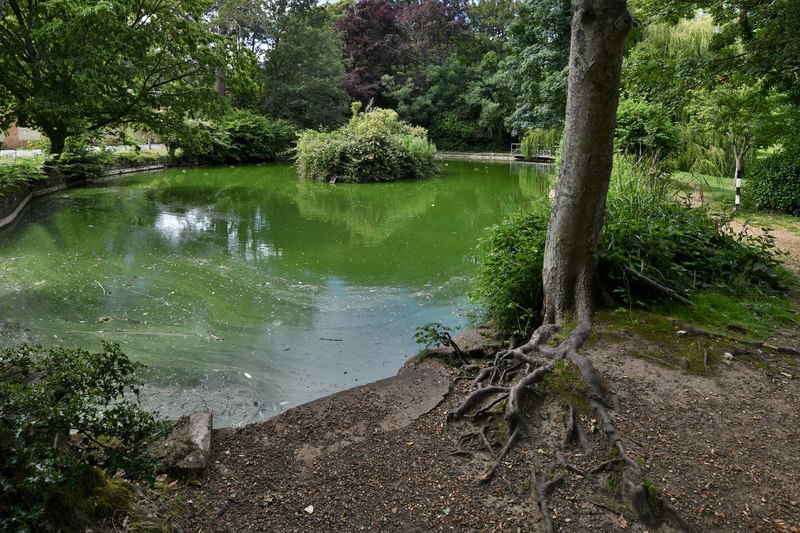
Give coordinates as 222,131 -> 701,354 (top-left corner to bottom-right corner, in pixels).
151,411 -> 213,477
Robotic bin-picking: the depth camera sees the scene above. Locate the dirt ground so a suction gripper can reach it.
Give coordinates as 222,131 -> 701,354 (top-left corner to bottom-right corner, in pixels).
176,229 -> 800,533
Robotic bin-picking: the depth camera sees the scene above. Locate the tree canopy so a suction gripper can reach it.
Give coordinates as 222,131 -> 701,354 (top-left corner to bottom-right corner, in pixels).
0,0 -> 221,154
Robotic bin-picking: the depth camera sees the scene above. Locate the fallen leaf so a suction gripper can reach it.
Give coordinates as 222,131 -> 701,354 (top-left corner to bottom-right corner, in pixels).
619,514 -> 629,529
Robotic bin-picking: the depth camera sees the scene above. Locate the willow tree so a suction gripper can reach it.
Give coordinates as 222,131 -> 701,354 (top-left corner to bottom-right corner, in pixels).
450,1 -> 690,530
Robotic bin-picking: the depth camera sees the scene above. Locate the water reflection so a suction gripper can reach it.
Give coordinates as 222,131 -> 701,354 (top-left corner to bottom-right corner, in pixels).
154,209 -> 214,244
0,160 -> 552,426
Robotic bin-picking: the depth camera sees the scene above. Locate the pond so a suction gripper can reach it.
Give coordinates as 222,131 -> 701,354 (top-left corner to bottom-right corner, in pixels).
0,160 -> 551,426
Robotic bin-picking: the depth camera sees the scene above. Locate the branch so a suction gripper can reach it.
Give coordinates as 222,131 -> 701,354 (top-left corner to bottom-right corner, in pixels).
622,266 -> 694,307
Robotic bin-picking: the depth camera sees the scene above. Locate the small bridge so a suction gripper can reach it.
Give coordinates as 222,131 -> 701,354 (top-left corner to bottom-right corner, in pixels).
510,144 -> 557,163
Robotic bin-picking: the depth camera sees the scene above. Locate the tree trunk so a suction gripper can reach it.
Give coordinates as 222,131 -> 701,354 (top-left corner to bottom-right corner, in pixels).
46,130 -> 67,157
541,0 -> 632,325
214,66 -> 227,98
731,133 -> 750,212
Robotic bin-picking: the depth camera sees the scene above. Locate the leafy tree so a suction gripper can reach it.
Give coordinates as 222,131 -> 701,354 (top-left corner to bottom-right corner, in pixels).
336,0 -> 410,105
542,0 -> 630,323
615,97 -> 681,157
398,0 -> 470,67
387,52 -> 512,150
704,0 -> 800,104
0,0 -> 221,155
621,16 -> 716,114
686,78 -> 791,208
265,8 -> 349,129
500,0 -> 572,137
210,0 -> 321,115
466,0 -> 520,45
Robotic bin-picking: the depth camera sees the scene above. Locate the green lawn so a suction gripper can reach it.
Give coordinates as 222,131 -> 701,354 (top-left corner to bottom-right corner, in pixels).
673,170 -> 800,236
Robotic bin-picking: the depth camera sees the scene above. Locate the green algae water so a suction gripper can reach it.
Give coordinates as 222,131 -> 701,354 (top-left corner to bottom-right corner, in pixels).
0,160 -> 551,426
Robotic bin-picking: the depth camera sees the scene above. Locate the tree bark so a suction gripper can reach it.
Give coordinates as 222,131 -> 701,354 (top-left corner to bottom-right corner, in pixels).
731,132 -> 750,212
541,0 -> 632,324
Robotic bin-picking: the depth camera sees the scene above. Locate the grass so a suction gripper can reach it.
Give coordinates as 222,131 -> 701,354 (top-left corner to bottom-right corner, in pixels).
673,171 -> 800,236
594,284 -> 799,376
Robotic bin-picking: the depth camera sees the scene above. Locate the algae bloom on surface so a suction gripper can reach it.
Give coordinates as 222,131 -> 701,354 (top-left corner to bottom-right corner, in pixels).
0,161 -> 552,426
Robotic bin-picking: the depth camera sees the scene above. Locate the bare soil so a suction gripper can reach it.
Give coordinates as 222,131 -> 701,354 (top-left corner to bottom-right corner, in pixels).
177,235 -> 800,533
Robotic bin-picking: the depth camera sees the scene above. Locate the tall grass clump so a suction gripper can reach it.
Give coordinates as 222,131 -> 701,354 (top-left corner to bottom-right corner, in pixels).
295,104 -> 438,183
471,155 -> 781,335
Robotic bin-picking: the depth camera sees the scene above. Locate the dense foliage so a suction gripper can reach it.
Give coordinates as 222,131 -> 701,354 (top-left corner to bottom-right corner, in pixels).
469,202 -> 550,335
166,110 -> 296,165
501,0 -> 571,137
520,128 -> 561,160
746,145 -> 800,215
56,137 -> 115,181
0,158 -> 46,194
265,8 -> 350,129
0,342 -> 162,531
0,0 -> 221,154
615,98 -> 681,157
295,106 -> 438,183
3,0 -> 799,162
472,157 -> 781,335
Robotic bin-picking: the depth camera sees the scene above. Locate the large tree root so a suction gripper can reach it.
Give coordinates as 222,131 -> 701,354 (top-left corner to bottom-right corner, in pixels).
449,321 -> 692,532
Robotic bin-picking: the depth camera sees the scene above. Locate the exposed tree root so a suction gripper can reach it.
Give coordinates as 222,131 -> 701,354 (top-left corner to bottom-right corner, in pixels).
448,320 -> 692,531
674,319 -> 800,356
532,463 -> 560,533
563,403 -> 592,455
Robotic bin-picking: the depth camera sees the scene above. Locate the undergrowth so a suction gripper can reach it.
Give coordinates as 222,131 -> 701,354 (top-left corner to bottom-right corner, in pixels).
0,157 -> 47,194
0,342 -> 163,531
471,155 -> 789,336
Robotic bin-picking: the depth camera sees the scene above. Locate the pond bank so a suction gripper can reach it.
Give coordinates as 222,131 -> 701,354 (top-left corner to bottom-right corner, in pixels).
177,312 -> 800,532
437,151 -> 517,161
0,163 -> 166,229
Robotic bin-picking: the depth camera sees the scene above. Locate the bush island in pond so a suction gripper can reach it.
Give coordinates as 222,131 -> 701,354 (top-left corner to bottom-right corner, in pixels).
295,105 -> 438,183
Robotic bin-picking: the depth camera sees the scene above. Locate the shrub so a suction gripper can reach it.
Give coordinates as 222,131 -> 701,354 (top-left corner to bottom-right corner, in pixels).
295,106 -> 438,183
222,110 -> 296,163
0,342 -> 162,531
746,144 -> 800,215
601,156 -> 779,303
0,158 -> 47,194
471,156 -> 780,335
110,149 -> 169,168
468,202 -> 550,335
615,98 -> 681,158
56,136 -> 114,180
166,110 -> 296,165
